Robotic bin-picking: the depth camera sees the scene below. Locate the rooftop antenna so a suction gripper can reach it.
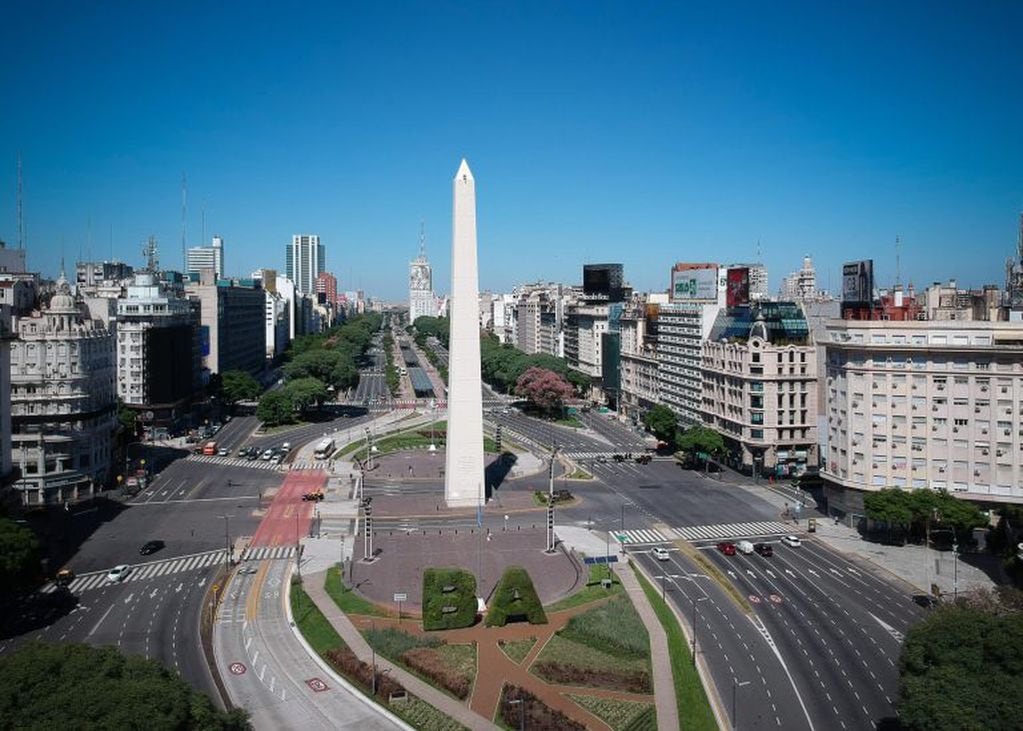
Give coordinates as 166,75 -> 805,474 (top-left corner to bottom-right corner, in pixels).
419,219 -> 426,258
86,214 -> 92,262
180,172 -> 187,271
895,235 -> 902,286
109,223 -> 113,262
201,199 -> 207,244
755,238 -> 762,263
16,151 -> 24,250
143,235 -> 159,273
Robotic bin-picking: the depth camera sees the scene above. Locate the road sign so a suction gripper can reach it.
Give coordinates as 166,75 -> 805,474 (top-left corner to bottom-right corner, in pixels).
393,592 -> 408,602
616,534 -> 631,543
229,662 -> 246,675
583,555 -> 619,565
305,677 -> 328,692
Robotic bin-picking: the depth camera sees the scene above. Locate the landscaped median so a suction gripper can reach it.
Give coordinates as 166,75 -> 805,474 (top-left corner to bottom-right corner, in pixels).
289,576 -> 468,731
633,566 -> 718,731
333,421 -> 502,461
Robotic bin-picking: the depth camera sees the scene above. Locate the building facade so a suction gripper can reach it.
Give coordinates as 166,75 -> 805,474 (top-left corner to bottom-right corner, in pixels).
619,299 -> 661,425
0,305 -> 12,480
315,271 -> 338,306
823,320 -> 1023,517
285,234 -> 324,295
702,303 -> 818,477
9,277 -> 116,505
186,279 -> 266,377
116,273 -> 201,430
409,245 -> 435,325
185,236 -> 225,279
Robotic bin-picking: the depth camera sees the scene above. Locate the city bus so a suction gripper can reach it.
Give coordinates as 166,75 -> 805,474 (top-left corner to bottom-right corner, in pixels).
314,437 -> 335,460
202,441 -> 218,456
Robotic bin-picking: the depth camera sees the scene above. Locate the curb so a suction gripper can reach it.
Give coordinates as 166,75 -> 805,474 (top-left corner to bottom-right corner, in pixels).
283,564 -> 415,731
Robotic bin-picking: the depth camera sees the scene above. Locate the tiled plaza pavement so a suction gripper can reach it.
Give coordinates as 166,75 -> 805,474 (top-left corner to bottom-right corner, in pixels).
350,527 -> 584,609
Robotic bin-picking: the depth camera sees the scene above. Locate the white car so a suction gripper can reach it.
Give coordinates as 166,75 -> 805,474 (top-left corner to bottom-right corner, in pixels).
781,535 -> 802,548
262,449 -> 274,460
652,547 -> 670,561
107,565 -> 131,582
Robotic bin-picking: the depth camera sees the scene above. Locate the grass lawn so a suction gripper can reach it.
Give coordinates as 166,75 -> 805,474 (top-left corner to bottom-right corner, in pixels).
324,565 -> 392,617
568,694 -> 656,731
435,643 -> 477,682
498,637 -> 536,664
545,564 -> 623,613
259,419 -> 311,435
335,422 -> 500,461
534,634 -> 648,674
635,569 -> 717,731
290,579 -> 346,655
565,468 -> 593,480
560,595 -> 649,659
391,696 -> 468,731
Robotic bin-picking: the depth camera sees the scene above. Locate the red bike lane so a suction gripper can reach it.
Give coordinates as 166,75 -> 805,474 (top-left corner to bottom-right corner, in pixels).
249,470 -> 327,547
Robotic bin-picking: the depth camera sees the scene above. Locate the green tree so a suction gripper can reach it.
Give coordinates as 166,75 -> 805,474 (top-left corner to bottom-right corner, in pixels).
899,604 -> 1023,731
677,426 -> 725,459
221,370 -> 263,405
116,398 -> 137,435
642,405 -> 678,444
257,390 -> 295,426
0,642 -> 250,729
0,518 -> 41,592
284,377 -> 329,411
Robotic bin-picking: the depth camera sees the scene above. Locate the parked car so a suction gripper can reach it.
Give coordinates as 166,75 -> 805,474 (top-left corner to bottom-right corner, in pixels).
139,540 -> 165,556
218,448 -> 229,456
262,449 -> 274,460
652,547 -> 670,561
754,543 -> 773,557
237,447 -> 250,457
781,535 -> 802,548
107,565 -> 131,582
717,541 -> 736,555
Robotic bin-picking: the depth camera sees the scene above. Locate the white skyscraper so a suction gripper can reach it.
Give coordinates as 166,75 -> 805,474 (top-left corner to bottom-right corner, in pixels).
409,225 -> 435,325
285,234 -> 324,294
445,160 -> 485,507
185,235 -> 224,278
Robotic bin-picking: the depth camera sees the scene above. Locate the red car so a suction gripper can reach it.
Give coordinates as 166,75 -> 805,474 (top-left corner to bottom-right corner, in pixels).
717,541 -> 736,555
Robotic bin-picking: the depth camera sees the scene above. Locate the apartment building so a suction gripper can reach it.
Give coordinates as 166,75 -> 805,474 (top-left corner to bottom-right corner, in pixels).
823,320 -> 1023,518
9,277 -> 116,505
619,299 -> 662,425
0,305 -> 12,480
186,277 -> 266,377
702,303 -> 817,476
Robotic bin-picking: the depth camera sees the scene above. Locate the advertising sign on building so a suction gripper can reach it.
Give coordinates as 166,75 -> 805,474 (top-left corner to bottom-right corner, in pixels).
726,267 -> 750,307
842,260 -> 874,304
671,267 -> 718,302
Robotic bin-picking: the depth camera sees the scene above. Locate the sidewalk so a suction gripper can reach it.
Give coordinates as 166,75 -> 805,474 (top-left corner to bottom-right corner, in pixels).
615,562 -> 680,731
303,569 -> 501,731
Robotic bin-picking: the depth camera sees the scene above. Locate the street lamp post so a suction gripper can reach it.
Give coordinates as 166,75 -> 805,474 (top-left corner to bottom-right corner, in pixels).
507,698 -> 526,731
952,541 -> 959,600
218,514 -> 233,571
691,596 -> 708,666
732,678 -> 751,730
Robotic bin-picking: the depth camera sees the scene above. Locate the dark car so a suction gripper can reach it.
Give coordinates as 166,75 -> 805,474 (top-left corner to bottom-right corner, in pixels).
140,540 -> 165,556
754,543 -> 773,557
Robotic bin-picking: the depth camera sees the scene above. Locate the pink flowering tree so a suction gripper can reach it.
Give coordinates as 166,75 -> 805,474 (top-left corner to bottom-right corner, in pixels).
514,367 -> 575,416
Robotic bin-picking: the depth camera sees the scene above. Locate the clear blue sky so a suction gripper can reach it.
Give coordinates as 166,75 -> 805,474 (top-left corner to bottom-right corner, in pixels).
1,1 -> 1021,299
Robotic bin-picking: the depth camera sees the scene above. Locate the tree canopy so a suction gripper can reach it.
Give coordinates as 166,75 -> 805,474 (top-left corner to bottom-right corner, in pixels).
864,488 -> 986,541
642,405 -> 677,444
0,642 -> 250,730
283,377 -> 329,411
676,426 -> 725,458
514,367 -> 575,415
899,602 -> 1023,731
0,518 -> 41,593
411,316 -> 449,348
256,390 -> 295,426
220,370 -> 262,405
480,334 -> 585,395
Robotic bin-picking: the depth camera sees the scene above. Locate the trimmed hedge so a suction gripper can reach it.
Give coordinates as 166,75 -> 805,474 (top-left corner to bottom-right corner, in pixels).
423,568 -> 478,631
486,566 -> 548,627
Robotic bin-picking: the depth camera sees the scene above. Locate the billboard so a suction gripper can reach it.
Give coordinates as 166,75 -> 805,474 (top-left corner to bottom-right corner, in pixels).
671,267 -> 718,302
842,260 -> 874,304
726,267 -> 750,307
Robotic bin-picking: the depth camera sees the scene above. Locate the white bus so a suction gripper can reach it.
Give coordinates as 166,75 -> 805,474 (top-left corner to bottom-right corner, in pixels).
314,437 -> 335,460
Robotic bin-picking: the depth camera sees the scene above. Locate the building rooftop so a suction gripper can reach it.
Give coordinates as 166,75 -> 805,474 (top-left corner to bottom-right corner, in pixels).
708,302 -> 810,344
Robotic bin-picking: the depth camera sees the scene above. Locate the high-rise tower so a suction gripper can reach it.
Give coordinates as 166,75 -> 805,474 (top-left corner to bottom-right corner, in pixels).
445,160 -> 485,507
409,222 -> 435,324
286,234 -> 324,294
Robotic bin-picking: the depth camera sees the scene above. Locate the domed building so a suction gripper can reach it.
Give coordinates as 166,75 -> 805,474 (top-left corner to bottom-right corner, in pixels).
9,274 -> 116,505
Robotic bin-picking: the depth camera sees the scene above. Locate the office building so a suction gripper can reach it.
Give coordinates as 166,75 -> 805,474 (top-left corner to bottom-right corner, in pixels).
315,271 -> 338,306
0,241 -> 26,274
76,260 -> 134,289
409,237 -> 435,325
285,234 -> 324,295
0,306 -> 12,481
619,295 -> 665,425
702,303 -> 817,477
823,320 -> 1023,517
9,276 -> 116,505
779,256 -> 819,302
727,263 -> 768,302
116,273 -> 201,431
186,277 -> 266,377
185,236 -> 225,279
582,263 -> 625,302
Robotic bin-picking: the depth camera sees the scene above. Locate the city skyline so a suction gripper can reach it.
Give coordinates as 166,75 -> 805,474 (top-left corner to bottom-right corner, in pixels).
2,3 -> 1022,299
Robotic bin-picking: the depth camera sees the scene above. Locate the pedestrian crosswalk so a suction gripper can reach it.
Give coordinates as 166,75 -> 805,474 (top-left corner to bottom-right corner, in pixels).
289,459 -> 330,471
240,545 -> 296,561
43,550 -> 227,594
671,521 -> 791,541
187,454 -> 282,471
613,521 -> 792,545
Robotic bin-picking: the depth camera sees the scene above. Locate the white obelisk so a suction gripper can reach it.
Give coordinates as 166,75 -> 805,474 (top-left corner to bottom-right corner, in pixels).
445,159 -> 485,507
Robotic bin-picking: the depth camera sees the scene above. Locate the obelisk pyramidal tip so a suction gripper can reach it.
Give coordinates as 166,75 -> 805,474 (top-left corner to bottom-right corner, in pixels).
445,159 -> 485,507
